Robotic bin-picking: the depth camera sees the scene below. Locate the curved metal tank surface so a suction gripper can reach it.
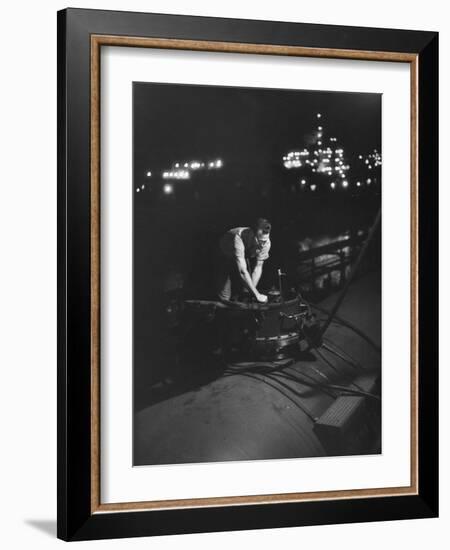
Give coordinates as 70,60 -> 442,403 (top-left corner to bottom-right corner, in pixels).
134,273 -> 381,466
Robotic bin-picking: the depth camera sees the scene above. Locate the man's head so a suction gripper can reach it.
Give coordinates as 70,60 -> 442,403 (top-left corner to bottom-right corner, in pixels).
254,218 -> 271,244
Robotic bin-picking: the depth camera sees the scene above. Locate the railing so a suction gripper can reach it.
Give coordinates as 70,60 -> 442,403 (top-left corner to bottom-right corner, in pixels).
295,230 -> 379,298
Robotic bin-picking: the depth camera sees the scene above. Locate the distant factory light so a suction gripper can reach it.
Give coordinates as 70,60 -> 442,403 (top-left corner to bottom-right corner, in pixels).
330,182 -> 336,189
356,181 -> 361,187
318,126 -> 323,131
342,180 -> 349,188
367,178 -> 372,184
301,179 -> 306,185
163,183 -> 174,194
200,159 -> 223,169
136,188 -> 140,192
141,184 -> 145,190
163,169 -> 190,180
310,184 -> 317,191
146,171 -> 152,177
317,113 -> 322,118
358,150 -> 382,169
317,132 -> 322,138
164,158 -> 223,177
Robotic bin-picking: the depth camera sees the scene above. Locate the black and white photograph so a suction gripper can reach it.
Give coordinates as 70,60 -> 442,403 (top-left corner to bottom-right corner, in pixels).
132,82 -> 382,466
0,0 -> 443,545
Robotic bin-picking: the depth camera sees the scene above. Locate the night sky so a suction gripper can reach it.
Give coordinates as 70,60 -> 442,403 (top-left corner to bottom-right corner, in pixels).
133,82 -> 381,178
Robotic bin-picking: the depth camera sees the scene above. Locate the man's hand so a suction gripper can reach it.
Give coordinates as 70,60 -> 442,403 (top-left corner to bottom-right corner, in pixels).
256,293 -> 268,303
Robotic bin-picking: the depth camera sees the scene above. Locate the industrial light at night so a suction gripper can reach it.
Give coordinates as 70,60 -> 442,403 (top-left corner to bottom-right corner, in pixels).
280,117 -> 380,194
176,170 -> 190,179
163,183 -> 174,194
163,169 -> 190,180
146,171 -> 152,177
163,158 -> 223,178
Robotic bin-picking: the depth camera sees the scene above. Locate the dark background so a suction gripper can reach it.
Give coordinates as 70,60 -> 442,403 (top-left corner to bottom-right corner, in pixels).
132,82 -> 381,403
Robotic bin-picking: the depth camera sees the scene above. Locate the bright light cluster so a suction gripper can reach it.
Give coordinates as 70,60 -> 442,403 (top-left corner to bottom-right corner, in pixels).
283,149 -> 309,169
358,149 -> 382,169
281,113 -> 381,191
162,170 -> 190,180
161,158 -> 223,180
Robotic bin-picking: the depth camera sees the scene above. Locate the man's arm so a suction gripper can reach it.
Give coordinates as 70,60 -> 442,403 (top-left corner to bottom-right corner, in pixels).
235,257 -> 267,302
251,259 -> 264,288
252,238 -> 270,288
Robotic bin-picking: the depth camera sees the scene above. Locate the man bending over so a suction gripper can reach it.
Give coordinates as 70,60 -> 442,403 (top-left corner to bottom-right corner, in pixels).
215,218 -> 271,303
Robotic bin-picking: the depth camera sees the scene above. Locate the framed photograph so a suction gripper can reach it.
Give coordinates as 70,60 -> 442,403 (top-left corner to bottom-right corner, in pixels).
57,8 -> 438,541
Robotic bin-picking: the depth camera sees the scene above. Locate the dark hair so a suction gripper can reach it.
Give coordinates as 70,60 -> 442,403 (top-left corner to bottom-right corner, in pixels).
254,218 -> 271,234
